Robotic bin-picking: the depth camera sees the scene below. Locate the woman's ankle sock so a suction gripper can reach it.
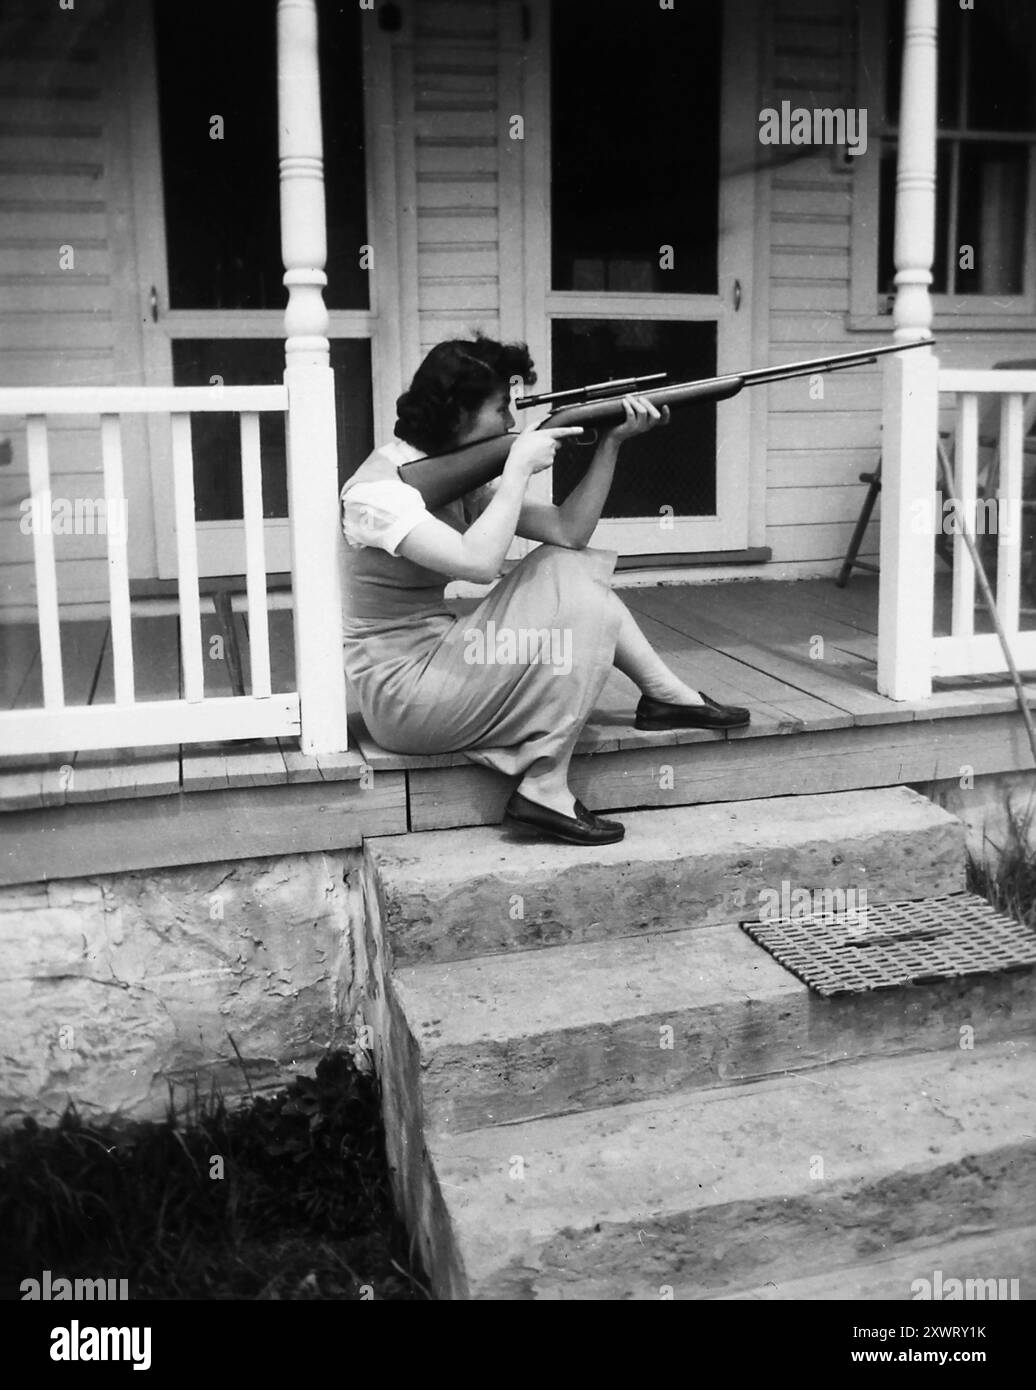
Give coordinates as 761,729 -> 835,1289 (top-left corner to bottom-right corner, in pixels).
638,673 -> 705,706
516,782 -> 577,816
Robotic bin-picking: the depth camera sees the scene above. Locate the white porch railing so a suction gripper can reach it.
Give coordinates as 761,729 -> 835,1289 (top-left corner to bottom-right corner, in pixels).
932,371 -> 1036,680
877,358 -> 1036,700
0,381 -> 347,758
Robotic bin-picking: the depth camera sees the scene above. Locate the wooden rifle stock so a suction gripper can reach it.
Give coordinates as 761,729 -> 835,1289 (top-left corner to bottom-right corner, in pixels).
394,433 -> 517,513
396,338 -> 931,510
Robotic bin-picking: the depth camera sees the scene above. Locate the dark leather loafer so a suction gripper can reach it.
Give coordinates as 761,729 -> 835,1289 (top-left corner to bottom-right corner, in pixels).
573,798 -> 625,833
503,791 -> 625,845
634,691 -> 751,730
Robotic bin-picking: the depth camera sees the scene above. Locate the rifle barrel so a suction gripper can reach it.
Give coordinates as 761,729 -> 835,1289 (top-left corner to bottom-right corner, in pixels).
741,338 -> 930,386
542,339 -> 932,428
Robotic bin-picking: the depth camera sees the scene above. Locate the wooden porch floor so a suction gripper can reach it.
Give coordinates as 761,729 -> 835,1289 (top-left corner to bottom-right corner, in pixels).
3,575 -> 1036,886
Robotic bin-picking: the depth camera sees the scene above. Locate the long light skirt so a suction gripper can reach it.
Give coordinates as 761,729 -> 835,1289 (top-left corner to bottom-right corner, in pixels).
344,545 -> 622,781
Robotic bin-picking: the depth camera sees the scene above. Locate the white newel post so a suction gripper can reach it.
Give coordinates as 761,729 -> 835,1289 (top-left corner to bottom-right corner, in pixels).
277,0 -> 349,753
876,0 -> 939,701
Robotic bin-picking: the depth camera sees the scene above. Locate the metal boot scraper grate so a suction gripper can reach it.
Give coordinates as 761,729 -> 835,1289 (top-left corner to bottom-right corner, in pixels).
741,893 -> 1036,997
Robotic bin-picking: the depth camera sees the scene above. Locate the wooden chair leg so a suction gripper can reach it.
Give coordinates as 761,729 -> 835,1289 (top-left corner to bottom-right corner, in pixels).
836,461 -> 881,587
212,585 -> 247,698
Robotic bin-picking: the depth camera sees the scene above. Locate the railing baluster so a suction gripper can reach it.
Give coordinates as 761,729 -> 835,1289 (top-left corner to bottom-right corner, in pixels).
950,394 -> 977,639
996,393 -> 1024,637
100,414 -> 135,705
170,413 -> 205,704
25,416 -> 64,709
239,412 -> 272,698
2,384 -> 305,757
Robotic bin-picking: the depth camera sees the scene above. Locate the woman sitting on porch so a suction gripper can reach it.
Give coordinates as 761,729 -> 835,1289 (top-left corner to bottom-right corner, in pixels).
340,336 -> 750,846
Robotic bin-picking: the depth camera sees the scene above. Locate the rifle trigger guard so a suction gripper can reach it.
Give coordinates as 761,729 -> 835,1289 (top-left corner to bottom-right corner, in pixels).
574,427 -> 598,447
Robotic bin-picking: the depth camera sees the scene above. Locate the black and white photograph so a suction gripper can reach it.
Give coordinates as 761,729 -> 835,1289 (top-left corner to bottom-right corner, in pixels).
1,0 -> 1034,1340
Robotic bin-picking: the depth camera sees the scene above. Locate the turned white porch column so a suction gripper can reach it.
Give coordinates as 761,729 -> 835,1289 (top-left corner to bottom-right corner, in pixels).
277,0 -> 349,753
877,0 -> 939,701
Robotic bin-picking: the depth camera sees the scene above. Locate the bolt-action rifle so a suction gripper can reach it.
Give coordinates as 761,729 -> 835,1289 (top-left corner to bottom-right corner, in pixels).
396,338 -> 931,510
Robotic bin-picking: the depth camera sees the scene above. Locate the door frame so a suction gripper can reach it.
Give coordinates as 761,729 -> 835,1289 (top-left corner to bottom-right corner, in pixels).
125,0 -> 406,579
510,0 -> 763,556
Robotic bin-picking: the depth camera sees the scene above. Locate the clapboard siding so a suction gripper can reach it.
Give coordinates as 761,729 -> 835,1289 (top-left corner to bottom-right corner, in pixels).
768,485 -> 880,527
413,0 -> 503,356
766,370 -> 882,412
770,218 -> 850,252
415,138 -> 498,175
770,411 -> 881,452
0,0 -> 127,613
770,280 -> 848,312
413,109 -> 497,140
421,279 -> 498,311
418,177 -> 498,210
763,0 -> 881,568
419,246 -> 497,278
415,212 -> 498,245
0,558 -> 108,614
768,520 -> 877,565
414,0 -> 497,41
771,248 -> 850,280
0,350 -> 115,392
771,187 -> 853,219
766,448 -> 877,488
0,244 -> 110,277
0,280 -> 113,312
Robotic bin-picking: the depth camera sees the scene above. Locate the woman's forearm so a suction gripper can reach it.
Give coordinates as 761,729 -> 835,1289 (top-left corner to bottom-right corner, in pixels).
557,436 -> 620,547
460,466 -> 529,578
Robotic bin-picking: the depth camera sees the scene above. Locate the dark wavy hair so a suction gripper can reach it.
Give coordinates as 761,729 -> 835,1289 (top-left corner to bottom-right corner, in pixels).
394,334 -> 536,453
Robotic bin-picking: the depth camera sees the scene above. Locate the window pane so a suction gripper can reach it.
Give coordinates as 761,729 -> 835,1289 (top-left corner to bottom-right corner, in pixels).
884,0 -> 901,126
877,142 -> 897,298
936,0 -> 963,129
156,2 -> 282,310
155,0 -> 368,310
319,4 -> 370,309
330,339 -> 375,492
886,0 -> 962,130
967,0 -> 1036,132
956,143 -> 1029,294
550,320 -> 716,519
878,140 -> 951,296
550,0 -> 720,295
171,340 -> 373,522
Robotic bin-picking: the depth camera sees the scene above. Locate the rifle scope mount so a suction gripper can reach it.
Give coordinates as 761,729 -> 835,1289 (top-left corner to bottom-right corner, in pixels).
516,372 -> 668,411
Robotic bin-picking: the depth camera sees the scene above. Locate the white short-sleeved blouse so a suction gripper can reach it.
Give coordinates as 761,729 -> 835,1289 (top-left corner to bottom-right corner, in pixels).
341,478 -> 430,556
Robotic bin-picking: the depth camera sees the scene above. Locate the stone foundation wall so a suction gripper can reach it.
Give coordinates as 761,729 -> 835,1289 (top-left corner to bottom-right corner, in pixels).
912,770 -> 1036,865
0,849 -> 364,1126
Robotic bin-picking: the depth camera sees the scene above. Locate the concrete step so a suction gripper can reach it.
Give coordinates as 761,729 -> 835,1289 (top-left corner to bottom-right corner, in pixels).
417,1042 -> 1036,1299
392,915 -> 1036,1133
714,1223 -> 1036,1300
365,786 -> 965,966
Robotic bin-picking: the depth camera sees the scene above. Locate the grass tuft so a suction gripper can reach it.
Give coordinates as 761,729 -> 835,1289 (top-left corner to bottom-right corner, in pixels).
0,1051 -> 429,1300
966,792 -> 1036,930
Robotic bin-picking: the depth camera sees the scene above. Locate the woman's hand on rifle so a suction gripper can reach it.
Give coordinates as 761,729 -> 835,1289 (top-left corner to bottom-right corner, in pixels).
504,421 -> 584,478
604,394 -> 670,442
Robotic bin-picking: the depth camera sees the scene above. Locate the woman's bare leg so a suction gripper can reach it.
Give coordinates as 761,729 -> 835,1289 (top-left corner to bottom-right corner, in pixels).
516,761 -> 578,818
515,592 -> 706,818
609,591 -> 705,704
